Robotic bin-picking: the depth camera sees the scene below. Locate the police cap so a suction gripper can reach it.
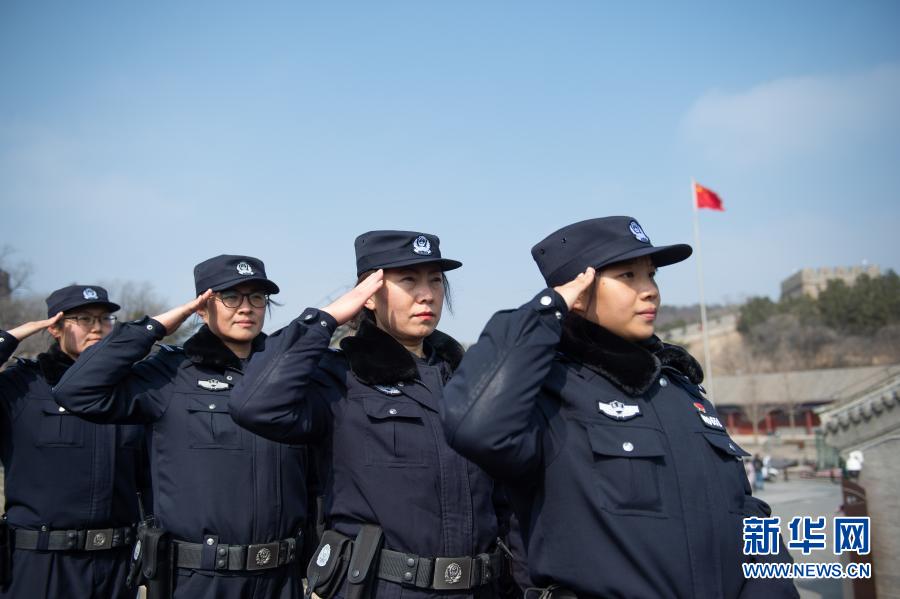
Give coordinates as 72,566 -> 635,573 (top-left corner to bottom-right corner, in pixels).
531,216 -> 693,287
193,255 -> 280,296
45,285 -> 121,318
354,231 -> 462,277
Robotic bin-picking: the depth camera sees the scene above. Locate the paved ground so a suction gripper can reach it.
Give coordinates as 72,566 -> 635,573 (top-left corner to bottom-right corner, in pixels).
756,477 -> 846,599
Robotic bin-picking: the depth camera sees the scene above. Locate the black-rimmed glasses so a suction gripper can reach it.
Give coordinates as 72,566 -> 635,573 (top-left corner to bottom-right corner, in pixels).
215,291 -> 269,309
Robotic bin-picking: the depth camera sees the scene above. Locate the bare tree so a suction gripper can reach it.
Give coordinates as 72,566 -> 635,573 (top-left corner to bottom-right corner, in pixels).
100,279 -> 197,345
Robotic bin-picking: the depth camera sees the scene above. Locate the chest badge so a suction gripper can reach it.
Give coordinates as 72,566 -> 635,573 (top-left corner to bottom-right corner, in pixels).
694,401 -> 725,429
198,379 -> 230,391
598,400 -> 641,421
373,384 -> 402,396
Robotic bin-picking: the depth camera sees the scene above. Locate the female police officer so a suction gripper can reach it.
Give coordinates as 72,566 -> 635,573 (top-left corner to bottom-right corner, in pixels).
230,231 -> 510,599
440,217 -> 798,598
1,285 -> 144,599
52,256 -> 309,599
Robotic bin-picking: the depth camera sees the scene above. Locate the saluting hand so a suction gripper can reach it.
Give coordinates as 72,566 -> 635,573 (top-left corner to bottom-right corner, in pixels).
322,269 -> 384,325
6,312 -> 64,342
553,267 -> 596,310
152,289 -> 214,335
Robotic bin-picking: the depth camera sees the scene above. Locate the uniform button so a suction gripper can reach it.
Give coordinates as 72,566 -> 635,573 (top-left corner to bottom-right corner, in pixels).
146,324 -> 154,331
388,408 -> 398,415
206,537 -> 215,546
406,557 -> 416,567
320,320 -> 328,327
226,375 -> 233,381
67,531 -> 77,539
539,295 -> 552,306
404,572 -> 413,581
659,377 -> 668,387
217,559 -> 226,568
0,338 -> 5,343
218,547 -> 227,556
209,404 -> 216,410
397,382 -> 405,387
622,442 -> 634,452
58,406 -> 66,413
303,312 -> 315,322
351,569 -> 360,577
41,525 -> 48,532
728,443 -> 736,451
555,311 -> 562,320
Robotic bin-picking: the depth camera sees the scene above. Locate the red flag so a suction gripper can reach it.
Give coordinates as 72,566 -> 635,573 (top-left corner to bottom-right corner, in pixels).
694,182 -> 724,211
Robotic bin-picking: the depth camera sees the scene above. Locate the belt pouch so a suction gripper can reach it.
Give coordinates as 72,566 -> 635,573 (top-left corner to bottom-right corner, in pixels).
306,530 -> 353,599
345,525 -> 384,599
142,528 -> 172,599
0,519 -> 10,585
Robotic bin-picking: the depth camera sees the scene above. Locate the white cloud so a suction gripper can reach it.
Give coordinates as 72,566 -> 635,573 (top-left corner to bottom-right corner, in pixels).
681,64 -> 900,168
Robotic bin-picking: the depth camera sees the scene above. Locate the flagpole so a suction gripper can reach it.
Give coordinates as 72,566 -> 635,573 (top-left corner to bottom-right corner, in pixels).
692,179 -> 715,401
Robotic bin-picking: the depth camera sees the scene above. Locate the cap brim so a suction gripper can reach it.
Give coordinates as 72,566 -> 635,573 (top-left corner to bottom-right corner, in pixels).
358,256 -> 462,276
56,300 -> 121,316
209,277 -> 280,295
595,243 -> 693,270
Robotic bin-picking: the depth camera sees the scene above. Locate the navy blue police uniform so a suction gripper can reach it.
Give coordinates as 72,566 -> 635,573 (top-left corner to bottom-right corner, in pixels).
441,218 -> 800,599
0,286 -> 144,599
230,232 -> 509,599
52,257 -> 308,599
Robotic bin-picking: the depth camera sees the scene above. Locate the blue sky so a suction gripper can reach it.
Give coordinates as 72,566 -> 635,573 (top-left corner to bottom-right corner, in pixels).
2,1 -> 898,342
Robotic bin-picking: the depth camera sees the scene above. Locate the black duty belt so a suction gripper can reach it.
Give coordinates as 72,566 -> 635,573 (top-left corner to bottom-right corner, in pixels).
13,525 -> 135,551
377,547 -> 504,590
174,536 -> 300,572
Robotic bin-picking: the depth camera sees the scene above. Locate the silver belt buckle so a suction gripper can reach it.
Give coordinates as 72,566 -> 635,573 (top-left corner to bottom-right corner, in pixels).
432,556 -> 473,590
246,542 -> 280,570
85,528 -> 114,550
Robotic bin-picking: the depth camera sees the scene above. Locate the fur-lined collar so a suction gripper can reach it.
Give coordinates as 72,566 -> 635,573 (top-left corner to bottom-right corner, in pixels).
558,315 -> 703,397
339,319 -> 464,385
37,343 -> 75,386
182,325 -> 266,371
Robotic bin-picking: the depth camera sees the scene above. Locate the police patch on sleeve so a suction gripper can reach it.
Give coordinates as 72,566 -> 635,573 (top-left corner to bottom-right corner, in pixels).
236,261 -> 254,275
82,287 -> 99,300
598,400 -> 641,421
629,220 -> 650,243
411,235 -> 432,255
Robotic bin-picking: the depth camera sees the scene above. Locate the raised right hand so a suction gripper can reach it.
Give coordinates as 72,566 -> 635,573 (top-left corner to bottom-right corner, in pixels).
152,289 -> 214,335
322,269 -> 384,325
553,267 -> 596,310
6,311 -> 64,342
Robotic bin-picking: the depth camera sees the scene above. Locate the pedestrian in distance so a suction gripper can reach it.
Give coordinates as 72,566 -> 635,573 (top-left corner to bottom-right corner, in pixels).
53,256 -> 309,599
1,285 -> 145,599
230,231 -> 515,599
440,217 -> 799,598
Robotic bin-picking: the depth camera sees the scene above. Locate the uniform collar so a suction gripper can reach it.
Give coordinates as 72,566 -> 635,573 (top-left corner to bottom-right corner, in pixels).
339,318 -> 464,385
36,343 -> 74,386
558,315 -> 703,397
182,325 -> 266,372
